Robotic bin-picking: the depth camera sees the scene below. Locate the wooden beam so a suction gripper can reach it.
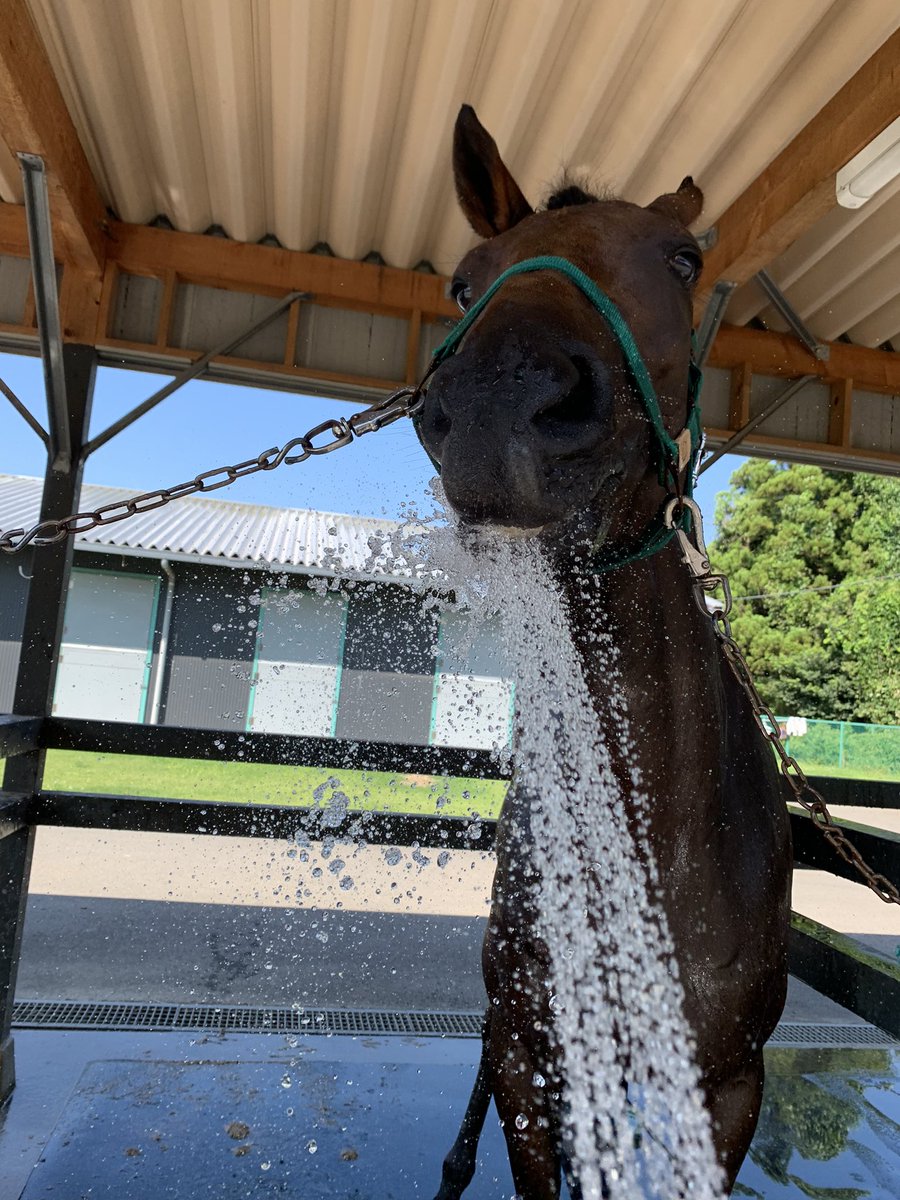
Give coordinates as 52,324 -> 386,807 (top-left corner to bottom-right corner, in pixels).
0,1 -> 107,271
728,361 -> 752,428
0,203 -> 26,257
709,324 -> 900,396
58,266 -> 103,343
703,426 -> 900,474
107,222 -> 457,321
698,27 -> 900,307
0,202 -> 894,405
828,377 -> 854,447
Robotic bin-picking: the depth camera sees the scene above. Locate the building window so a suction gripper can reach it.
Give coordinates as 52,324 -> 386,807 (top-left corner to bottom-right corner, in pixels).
247,587 -> 347,737
53,568 -> 160,723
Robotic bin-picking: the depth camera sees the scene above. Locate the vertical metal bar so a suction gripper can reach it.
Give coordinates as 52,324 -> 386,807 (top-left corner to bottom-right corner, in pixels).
18,154 -> 70,470
0,344 -> 96,1103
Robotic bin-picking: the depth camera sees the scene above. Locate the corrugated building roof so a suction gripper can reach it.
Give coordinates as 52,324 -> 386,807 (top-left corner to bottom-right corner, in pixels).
0,474 -> 425,581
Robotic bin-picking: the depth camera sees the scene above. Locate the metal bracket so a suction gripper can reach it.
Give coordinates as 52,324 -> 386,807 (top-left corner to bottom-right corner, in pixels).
756,269 -> 830,361
699,374 -> 817,474
83,289 -> 311,457
694,280 -> 736,367
0,375 -> 48,444
695,226 -> 718,251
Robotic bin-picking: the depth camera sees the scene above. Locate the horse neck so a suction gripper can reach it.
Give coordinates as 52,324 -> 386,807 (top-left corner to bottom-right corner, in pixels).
558,544 -> 726,824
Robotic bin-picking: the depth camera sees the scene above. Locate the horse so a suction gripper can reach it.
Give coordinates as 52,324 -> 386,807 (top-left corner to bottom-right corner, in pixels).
413,105 -> 792,1198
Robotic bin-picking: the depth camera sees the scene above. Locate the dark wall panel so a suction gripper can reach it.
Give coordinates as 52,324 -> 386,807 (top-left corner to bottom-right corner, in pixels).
335,669 -> 436,746
335,586 -> 438,745
0,555 -> 30,711
162,565 -> 255,730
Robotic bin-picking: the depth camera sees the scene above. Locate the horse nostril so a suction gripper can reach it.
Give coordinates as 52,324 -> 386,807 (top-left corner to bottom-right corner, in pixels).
532,356 -> 596,429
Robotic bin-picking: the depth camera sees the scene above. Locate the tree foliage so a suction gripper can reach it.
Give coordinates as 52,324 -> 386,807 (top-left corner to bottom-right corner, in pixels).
710,461 -> 900,724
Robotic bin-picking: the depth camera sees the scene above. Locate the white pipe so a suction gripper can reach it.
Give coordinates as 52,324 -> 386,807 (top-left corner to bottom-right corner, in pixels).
148,557 -> 175,725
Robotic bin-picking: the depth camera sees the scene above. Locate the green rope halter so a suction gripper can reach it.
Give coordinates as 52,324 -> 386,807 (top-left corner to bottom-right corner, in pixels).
422,255 -> 704,572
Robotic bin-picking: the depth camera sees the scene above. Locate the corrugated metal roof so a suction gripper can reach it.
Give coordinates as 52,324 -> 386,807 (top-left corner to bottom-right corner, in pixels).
0,474 -> 424,580
0,2 -> 897,351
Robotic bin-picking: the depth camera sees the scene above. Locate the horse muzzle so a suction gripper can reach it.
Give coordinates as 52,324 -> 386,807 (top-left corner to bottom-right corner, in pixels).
418,339 -> 617,529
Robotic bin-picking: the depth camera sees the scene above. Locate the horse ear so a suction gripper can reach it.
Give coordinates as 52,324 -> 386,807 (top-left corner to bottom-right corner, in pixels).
453,104 -> 533,238
648,177 -> 704,228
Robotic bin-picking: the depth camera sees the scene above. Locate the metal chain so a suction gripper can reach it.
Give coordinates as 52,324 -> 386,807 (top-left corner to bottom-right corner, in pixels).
664,497 -> 900,905
0,386 -> 424,554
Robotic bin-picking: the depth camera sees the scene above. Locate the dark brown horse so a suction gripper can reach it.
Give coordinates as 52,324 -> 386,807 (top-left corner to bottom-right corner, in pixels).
415,106 -> 792,1198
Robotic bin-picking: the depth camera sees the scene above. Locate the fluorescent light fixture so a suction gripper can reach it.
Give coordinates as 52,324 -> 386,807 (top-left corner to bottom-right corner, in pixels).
836,114 -> 900,209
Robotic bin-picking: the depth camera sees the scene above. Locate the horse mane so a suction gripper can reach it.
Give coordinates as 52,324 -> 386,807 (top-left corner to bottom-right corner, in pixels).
542,172 -> 616,211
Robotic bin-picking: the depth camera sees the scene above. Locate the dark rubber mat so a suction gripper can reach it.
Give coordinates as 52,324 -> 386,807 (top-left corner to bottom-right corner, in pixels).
19,1057 -> 515,1199
16,1046 -> 900,1197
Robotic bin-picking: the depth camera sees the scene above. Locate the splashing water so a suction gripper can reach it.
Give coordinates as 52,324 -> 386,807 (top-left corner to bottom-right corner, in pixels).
426,516 -> 724,1199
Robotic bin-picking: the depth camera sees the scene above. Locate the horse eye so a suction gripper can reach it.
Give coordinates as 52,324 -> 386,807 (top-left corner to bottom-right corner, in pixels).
451,278 -> 472,312
669,250 -> 701,286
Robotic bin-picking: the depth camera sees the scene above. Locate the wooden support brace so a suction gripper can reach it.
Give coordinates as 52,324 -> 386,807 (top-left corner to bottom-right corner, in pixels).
728,361 -> 752,430
828,377 -> 854,448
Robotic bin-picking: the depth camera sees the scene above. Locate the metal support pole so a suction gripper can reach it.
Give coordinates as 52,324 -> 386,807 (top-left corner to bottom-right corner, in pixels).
756,269 -> 830,361
0,344 -> 95,1102
19,154 -> 70,469
0,375 -> 48,445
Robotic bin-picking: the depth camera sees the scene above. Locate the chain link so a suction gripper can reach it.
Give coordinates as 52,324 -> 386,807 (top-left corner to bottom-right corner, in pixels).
666,496 -> 900,905
0,386 -> 424,554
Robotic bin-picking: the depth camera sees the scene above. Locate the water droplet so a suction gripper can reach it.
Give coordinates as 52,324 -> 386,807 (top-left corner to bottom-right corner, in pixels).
306,1139 -> 318,1154
515,1113 -> 529,1130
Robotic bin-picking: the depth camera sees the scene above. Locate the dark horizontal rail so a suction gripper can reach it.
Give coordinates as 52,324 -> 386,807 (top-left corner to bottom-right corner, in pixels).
0,715 -> 42,759
810,775 -> 900,809
790,809 -> 900,890
0,790 -> 31,837
33,790 -> 500,852
788,911 -> 900,1039
42,717 -> 512,780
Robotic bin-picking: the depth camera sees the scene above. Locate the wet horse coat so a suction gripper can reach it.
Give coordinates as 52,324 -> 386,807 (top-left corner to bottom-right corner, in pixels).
415,106 -> 792,1198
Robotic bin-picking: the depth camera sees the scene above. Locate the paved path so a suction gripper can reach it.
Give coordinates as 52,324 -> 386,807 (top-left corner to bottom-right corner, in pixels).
17,822 -> 899,1020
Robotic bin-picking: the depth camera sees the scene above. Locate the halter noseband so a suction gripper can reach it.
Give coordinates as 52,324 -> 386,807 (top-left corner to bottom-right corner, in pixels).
419,255 -> 704,572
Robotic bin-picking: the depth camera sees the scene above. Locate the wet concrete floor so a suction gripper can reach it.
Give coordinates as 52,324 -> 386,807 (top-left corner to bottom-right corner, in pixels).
1,1027 -> 898,1199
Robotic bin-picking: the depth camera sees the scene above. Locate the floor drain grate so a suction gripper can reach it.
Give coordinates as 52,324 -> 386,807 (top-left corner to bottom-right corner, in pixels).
768,1021 -> 898,1048
12,1000 -> 484,1038
12,1003 -> 897,1048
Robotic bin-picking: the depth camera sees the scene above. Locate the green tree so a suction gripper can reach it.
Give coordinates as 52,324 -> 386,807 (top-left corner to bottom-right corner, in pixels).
710,461 -> 900,723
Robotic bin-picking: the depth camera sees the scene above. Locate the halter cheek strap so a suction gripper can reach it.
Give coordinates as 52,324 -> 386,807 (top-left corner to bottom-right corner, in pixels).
419,255 -> 705,572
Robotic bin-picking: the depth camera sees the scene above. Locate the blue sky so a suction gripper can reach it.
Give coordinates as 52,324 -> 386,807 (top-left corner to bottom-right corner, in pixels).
0,350 -> 743,542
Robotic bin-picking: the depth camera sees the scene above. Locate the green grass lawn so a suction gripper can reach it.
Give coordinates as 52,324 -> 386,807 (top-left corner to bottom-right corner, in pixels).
40,750 -> 508,820
4,747 -> 893,826
799,762 -> 900,783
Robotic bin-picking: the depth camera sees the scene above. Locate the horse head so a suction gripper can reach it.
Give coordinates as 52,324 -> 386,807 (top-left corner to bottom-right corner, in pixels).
417,105 -> 704,561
